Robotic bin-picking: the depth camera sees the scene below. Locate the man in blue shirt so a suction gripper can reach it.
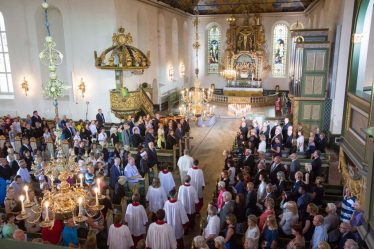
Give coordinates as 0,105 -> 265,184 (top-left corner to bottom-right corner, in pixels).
311,215 -> 328,249
124,157 -> 142,192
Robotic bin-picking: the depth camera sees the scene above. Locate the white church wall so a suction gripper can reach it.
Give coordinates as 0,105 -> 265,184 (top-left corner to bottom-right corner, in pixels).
0,0 -> 191,121
327,0 -> 355,134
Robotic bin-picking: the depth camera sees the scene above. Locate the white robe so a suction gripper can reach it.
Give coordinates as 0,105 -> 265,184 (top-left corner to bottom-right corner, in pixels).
146,222 -> 177,249
107,224 -> 134,249
203,215 -> 220,239
146,186 -> 168,213
125,203 -> 148,236
177,155 -> 193,182
159,171 -> 175,196
177,184 -> 199,215
164,200 -> 189,239
187,167 -> 205,198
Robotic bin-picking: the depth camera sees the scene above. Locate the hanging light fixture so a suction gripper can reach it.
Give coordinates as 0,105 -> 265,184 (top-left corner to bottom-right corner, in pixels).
39,0 -> 69,117
179,11 -> 214,119
15,1 -> 103,228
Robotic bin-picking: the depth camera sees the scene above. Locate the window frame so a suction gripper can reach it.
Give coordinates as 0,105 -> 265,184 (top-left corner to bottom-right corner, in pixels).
207,23 -> 221,74
0,11 -> 14,98
272,22 -> 290,78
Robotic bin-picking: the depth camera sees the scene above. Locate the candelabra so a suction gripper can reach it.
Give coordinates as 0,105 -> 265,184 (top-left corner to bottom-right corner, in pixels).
179,11 -> 215,119
17,128 -> 105,227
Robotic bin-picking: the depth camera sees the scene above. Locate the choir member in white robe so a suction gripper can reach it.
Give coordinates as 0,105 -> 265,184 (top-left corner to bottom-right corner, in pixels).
164,189 -> 189,248
159,165 -> 175,196
146,209 -> 177,249
125,194 -> 148,245
203,205 -> 220,241
177,149 -> 193,183
177,175 -> 199,231
187,159 -> 205,212
107,214 -> 134,249
146,177 -> 167,216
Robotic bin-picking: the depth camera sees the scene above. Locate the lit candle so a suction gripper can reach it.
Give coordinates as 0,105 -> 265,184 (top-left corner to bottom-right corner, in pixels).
78,197 -> 83,216
44,201 -> 49,221
79,174 -> 83,188
19,195 -> 25,213
97,178 -> 101,194
94,187 -> 99,206
24,185 -> 29,203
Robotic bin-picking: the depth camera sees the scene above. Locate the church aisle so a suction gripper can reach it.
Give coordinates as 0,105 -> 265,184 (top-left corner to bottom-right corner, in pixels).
184,116 -> 239,247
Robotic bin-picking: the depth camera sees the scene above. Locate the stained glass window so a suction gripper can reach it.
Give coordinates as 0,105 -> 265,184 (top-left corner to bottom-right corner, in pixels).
272,24 -> 288,77
0,12 -> 13,95
208,25 -> 220,74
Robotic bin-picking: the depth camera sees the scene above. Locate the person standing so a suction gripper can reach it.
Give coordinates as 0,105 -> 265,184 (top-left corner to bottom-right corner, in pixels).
107,214 -> 134,249
177,149 -> 194,184
146,178 -> 167,219
311,215 -> 328,249
146,209 -> 177,249
177,175 -> 199,232
96,109 -> 105,129
187,159 -> 205,213
159,165 -> 176,197
125,194 -> 148,246
164,189 -> 189,249
31,111 -> 42,128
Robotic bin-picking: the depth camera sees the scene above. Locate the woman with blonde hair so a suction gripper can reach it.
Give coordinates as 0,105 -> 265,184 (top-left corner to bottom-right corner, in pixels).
193,235 -> 209,249
224,214 -> 236,249
262,215 -> 279,249
214,236 -> 225,249
279,201 -> 299,236
157,123 -> 166,149
317,241 -> 331,249
245,215 -> 259,249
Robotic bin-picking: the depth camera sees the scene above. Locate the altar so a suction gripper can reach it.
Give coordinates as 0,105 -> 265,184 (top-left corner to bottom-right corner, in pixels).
223,86 -> 263,97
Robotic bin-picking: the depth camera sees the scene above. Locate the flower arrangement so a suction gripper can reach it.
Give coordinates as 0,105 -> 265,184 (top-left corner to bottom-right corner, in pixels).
43,78 -> 69,99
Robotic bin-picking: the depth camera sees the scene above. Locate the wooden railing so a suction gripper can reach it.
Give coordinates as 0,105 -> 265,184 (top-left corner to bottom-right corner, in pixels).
211,93 -> 278,106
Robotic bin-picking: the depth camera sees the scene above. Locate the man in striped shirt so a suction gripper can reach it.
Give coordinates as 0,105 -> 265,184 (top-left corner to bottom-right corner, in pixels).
340,187 -> 356,222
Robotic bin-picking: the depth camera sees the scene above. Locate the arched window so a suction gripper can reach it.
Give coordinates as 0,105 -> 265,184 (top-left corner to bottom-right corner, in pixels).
207,25 -> 220,74
0,12 -> 13,95
272,23 -> 288,77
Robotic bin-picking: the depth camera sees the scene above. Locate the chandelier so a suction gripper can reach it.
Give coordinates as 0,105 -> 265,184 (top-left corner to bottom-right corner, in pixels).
16,128 -> 104,227
220,68 -> 237,81
179,12 -> 215,118
39,0 -> 69,117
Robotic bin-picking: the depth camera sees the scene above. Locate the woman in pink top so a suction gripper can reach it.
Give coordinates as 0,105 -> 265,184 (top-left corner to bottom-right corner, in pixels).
217,181 -> 226,210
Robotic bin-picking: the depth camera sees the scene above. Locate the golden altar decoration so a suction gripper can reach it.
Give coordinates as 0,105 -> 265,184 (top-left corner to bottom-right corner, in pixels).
94,27 -> 153,118
221,14 -> 270,87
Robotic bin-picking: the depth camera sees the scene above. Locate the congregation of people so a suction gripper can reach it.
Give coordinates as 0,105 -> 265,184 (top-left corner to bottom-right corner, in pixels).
191,117 -> 364,249
0,110 -> 366,249
0,109 -> 208,249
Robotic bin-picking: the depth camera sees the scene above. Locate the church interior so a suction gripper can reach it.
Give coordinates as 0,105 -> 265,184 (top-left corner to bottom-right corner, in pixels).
0,0 -> 373,248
